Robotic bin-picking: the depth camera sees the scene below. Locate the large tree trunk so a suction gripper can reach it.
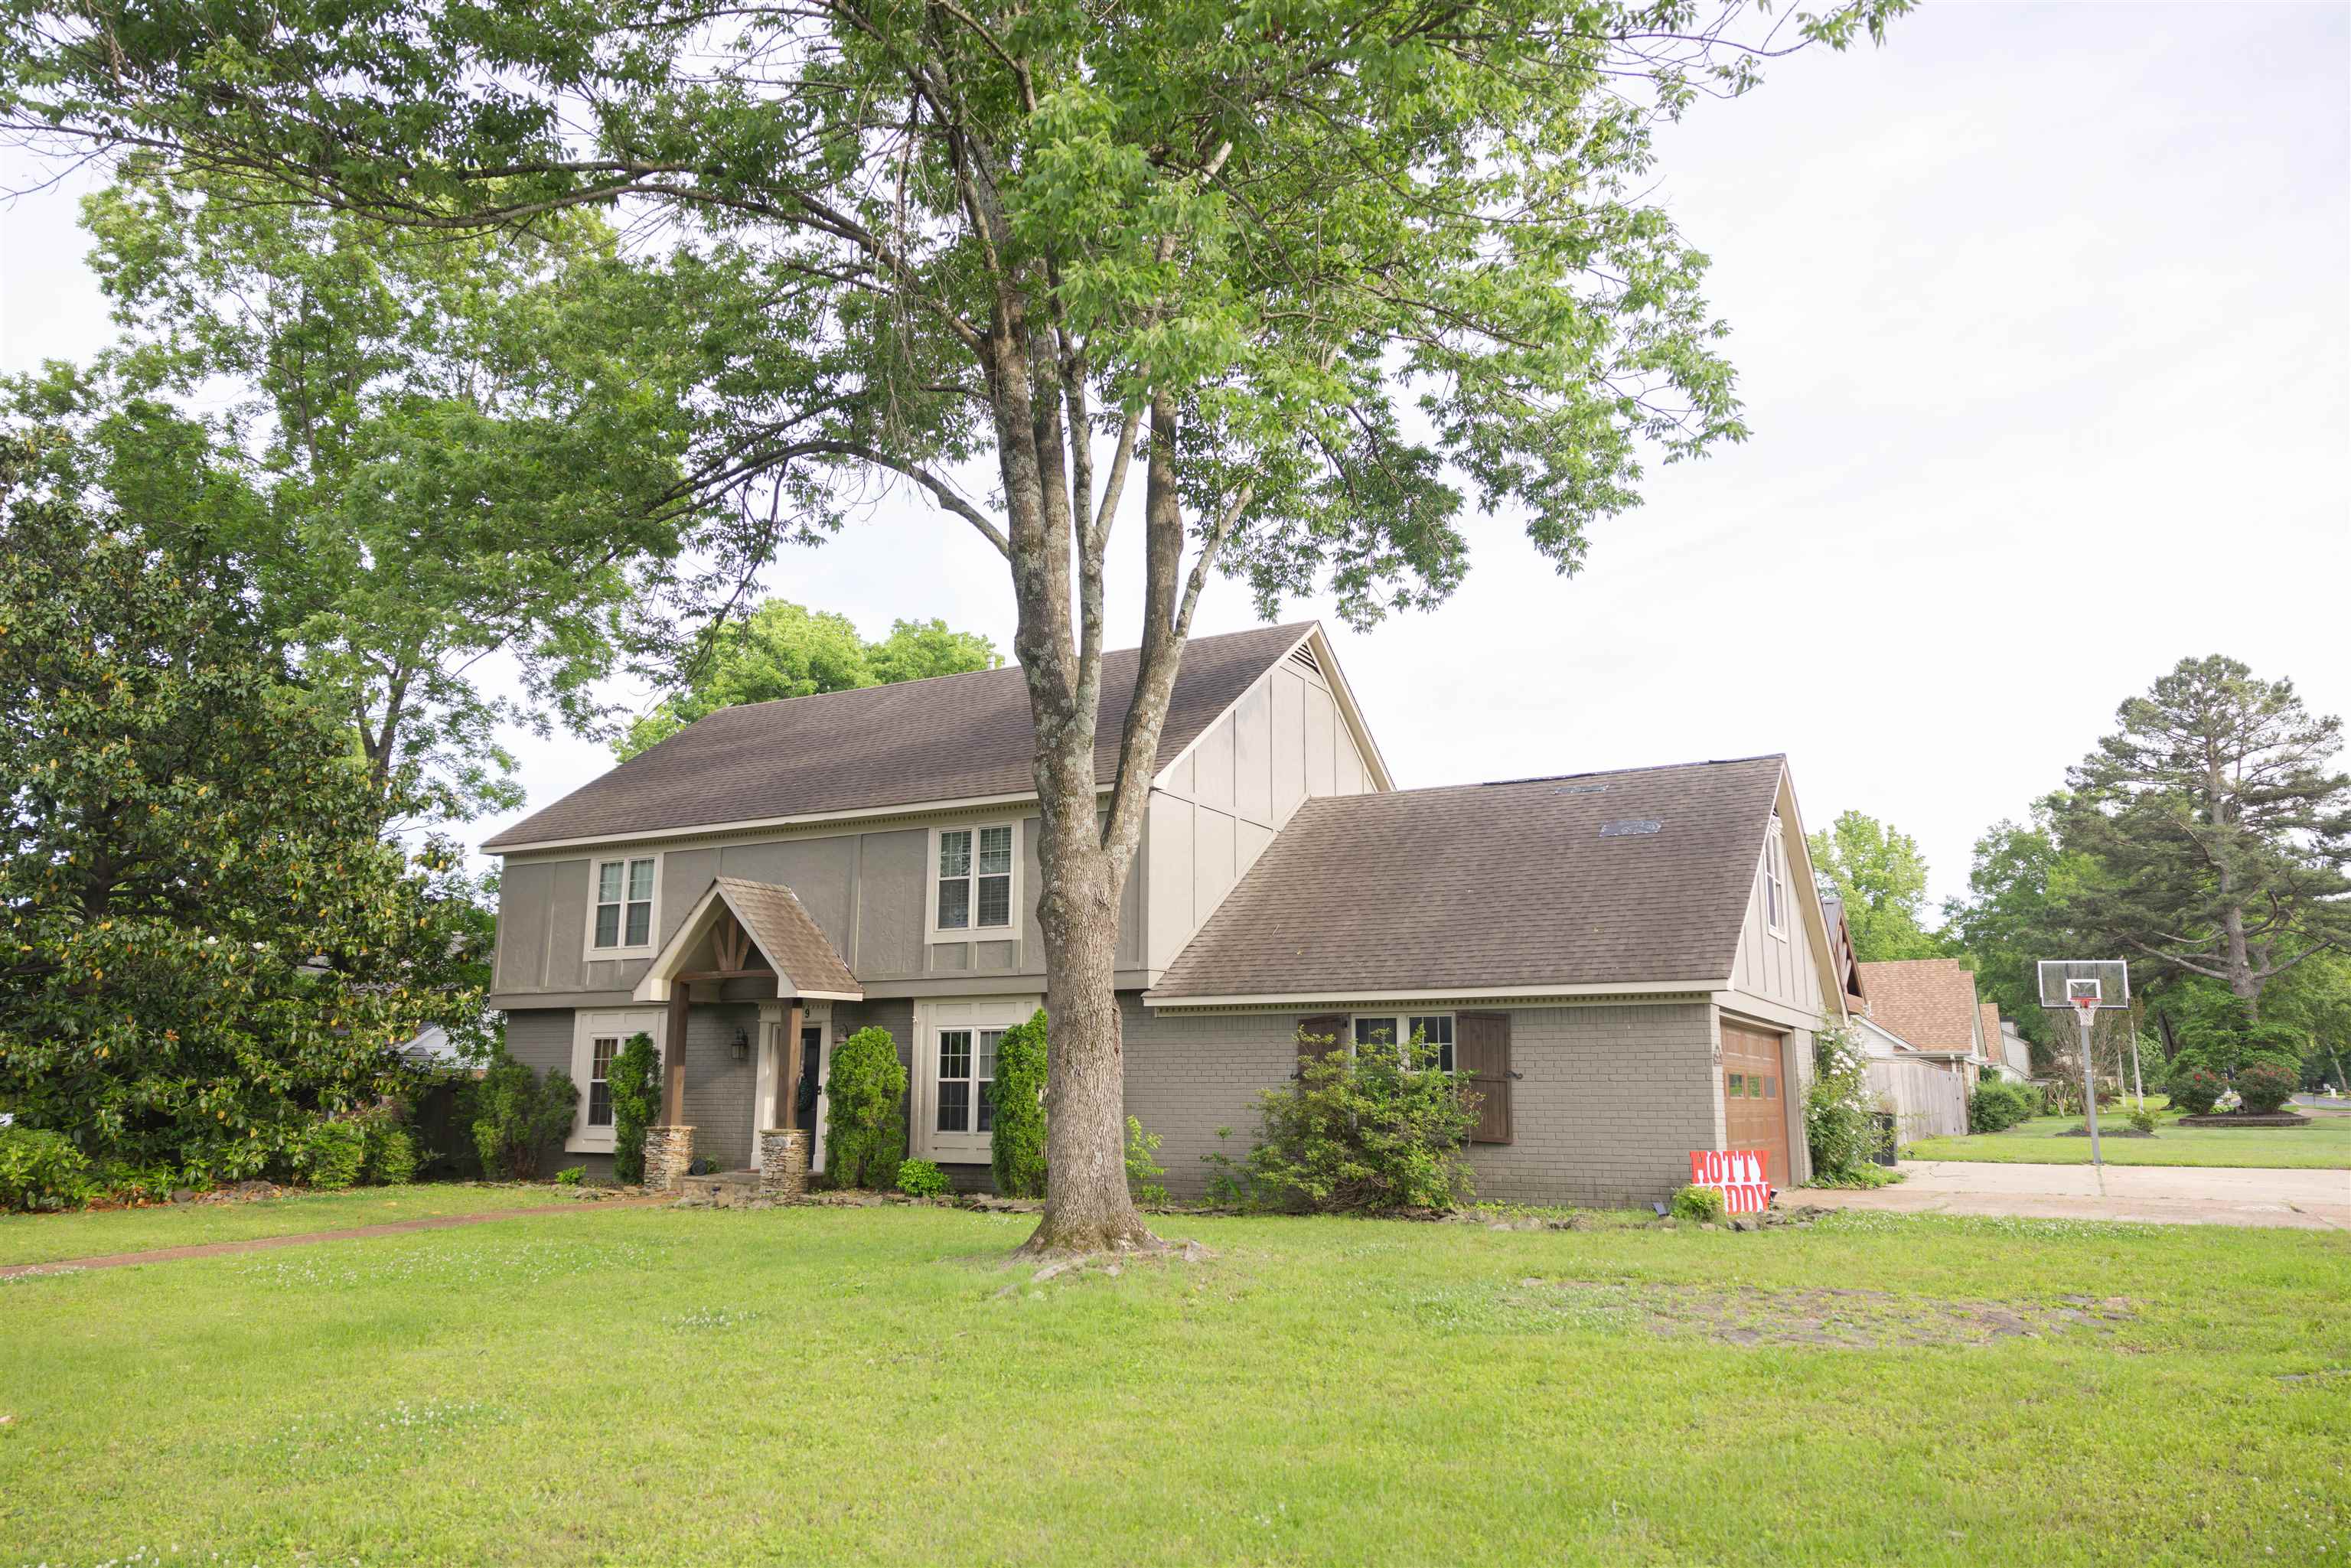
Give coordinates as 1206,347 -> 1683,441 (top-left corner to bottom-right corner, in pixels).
987,309 -> 1162,1255
1026,817 -> 1157,1253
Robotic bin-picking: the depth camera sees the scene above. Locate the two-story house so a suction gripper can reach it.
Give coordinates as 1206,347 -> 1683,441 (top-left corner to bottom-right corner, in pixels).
484,622 -> 1847,1205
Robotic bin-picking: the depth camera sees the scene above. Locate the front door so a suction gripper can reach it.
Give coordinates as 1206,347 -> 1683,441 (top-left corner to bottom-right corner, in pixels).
1720,1022 -> 1792,1188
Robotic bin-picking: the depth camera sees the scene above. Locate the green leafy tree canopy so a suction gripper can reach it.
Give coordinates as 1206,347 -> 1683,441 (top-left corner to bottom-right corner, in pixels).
16,166 -> 712,823
618,601 -> 999,760
0,429 -> 488,1178
1808,810 -> 1942,963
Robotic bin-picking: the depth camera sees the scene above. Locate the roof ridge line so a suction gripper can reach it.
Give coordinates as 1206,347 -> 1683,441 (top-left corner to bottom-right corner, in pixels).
663,619 -> 1320,724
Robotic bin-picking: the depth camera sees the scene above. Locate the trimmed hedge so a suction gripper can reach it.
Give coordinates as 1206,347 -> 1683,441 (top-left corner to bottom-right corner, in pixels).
896,1158 -> 949,1198
0,1126 -> 94,1211
1968,1081 -> 2039,1134
301,1120 -> 366,1190
2167,1057 -> 2226,1117
2236,1057 -> 2300,1115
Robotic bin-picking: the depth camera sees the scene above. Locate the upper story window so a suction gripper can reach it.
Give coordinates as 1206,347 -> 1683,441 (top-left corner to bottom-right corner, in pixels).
1763,820 -> 1788,937
934,823 -> 1016,935
591,855 -> 658,953
1352,1013 -> 1456,1072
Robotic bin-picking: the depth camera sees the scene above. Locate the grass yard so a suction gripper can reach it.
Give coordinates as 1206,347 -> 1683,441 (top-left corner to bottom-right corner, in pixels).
0,1183 -> 592,1267
1906,1108 -> 2351,1169
4,1205 -> 2347,1566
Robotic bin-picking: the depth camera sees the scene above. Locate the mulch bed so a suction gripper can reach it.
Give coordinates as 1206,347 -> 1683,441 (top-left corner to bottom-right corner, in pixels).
2176,1112 -> 2314,1129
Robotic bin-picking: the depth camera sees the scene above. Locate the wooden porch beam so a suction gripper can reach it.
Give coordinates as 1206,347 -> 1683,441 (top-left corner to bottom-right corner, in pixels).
662,979 -> 690,1126
774,1000 -> 805,1132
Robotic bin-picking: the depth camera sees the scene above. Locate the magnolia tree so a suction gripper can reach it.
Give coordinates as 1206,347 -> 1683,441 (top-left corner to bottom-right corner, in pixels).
2,0 -> 1905,1250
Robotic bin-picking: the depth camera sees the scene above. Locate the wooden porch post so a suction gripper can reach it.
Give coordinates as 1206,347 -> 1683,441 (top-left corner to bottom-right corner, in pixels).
774,999 -> 804,1131
663,979 -> 691,1125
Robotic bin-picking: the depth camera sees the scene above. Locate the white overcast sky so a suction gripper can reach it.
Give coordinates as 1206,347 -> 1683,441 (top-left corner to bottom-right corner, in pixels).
4,2 -> 2346,912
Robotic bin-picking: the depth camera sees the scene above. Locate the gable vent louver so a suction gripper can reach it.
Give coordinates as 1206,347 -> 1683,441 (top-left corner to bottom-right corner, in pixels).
1286,644 -> 1321,676
1599,819 -> 1662,837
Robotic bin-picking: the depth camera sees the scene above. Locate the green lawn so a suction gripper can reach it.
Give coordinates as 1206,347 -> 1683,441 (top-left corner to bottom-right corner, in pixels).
0,1182 -> 593,1267
4,1206 -> 2346,1565
1906,1108 -> 2351,1169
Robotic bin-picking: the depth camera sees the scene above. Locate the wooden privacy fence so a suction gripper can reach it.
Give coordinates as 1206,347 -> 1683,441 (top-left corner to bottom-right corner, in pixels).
1867,1056 -> 1968,1144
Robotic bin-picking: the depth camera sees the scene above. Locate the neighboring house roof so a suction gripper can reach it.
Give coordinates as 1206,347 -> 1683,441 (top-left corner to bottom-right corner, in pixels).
484,621 -> 1319,851
634,876 -> 862,1003
1853,1015 -> 1917,1059
1978,1002 -> 2004,1064
1857,959 -> 1982,1054
1819,892 -> 1867,1007
1150,755 -> 1788,1002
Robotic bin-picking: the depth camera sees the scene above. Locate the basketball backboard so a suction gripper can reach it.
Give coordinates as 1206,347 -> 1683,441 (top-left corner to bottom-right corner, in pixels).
2036,959 -> 2130,1010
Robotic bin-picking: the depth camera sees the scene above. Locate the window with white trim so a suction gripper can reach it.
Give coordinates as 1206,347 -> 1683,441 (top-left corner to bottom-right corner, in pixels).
586,1034 -> 619,1128
1351,1013 -> 1456,1072
567,1009 -> 661,1154
1763,821 -> 1788,937
934,824 -> 1015,934
934,1025 -> 1006,1136
592,856 -> 657,950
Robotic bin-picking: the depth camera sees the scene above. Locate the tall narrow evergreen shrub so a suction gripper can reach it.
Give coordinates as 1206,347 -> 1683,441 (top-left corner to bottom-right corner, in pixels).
990,1009 -> 1048,1198
823,1027 -> 908,1189
608,1031 -> 662,1185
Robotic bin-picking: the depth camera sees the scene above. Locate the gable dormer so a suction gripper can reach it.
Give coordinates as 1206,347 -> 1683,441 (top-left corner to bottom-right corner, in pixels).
1143,625 -> 1391,973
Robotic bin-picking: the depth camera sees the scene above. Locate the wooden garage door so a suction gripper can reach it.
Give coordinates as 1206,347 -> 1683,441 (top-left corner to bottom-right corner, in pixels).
1720,1023 -> 1792,1188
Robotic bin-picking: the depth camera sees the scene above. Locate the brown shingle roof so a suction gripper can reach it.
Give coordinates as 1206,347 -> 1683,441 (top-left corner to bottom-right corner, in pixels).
1978,1002 -> 2003,1063
1150,756 -> 1788,1000
1857,959 -> 1982,1052
484,622 -> 1316,850
713,878 -> 860,998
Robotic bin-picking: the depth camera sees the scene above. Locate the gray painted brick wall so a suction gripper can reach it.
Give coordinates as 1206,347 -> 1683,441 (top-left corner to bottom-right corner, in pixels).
500,1008 -> 611,1180
501,1003 -> 761,1175
1121,996 -> 1722,1208
510,992 -> 1739,1206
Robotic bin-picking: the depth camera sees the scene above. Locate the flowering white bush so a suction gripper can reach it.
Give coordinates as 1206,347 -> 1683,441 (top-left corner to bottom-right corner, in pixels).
1805,1025 -> 1886,1180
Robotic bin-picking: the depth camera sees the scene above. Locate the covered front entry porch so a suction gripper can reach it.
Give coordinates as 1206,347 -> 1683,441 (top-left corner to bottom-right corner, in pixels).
631,876 -> 863,1195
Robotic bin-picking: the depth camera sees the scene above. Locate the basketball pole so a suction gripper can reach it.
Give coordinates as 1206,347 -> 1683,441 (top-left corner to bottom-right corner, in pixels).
2075,1001 -> 2104,1175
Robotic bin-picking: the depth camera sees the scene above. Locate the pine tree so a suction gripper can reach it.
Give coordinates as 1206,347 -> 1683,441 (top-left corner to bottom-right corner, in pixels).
2059,656 -> 2351,1019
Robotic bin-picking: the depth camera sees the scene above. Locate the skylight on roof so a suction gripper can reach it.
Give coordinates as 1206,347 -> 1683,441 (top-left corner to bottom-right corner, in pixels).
1599,819 -> 1662,836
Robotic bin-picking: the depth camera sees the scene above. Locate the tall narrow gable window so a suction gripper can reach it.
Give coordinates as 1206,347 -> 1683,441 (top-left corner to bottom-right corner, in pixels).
592,856 -> 657,951
1763,819 -> 1788,937
935,824 -> 1015,934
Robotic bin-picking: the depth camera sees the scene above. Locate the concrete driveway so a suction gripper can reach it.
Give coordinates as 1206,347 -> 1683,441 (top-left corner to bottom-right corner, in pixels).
1797,1160 -> 2351,1231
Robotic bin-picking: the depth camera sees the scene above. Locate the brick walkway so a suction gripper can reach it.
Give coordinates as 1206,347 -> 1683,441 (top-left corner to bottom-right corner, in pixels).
0,1195 -> 670,1280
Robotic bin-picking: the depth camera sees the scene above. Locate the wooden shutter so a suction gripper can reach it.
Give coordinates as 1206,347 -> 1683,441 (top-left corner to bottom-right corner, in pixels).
1457,1012 -> 1512,1145
1296,1013 -> 1346,1068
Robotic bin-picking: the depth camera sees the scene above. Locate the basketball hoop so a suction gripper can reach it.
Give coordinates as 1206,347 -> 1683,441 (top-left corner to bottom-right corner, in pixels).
2040,962 -> 2128,1175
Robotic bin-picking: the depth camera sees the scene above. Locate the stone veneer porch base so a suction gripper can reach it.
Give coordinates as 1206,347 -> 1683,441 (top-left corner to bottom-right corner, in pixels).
644,1125 -> 695,1192
757,1129 -> 810,1200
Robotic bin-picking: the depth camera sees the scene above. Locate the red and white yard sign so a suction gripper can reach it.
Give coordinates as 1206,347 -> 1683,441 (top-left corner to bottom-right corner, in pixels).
1687,1149 -> 1772,1214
